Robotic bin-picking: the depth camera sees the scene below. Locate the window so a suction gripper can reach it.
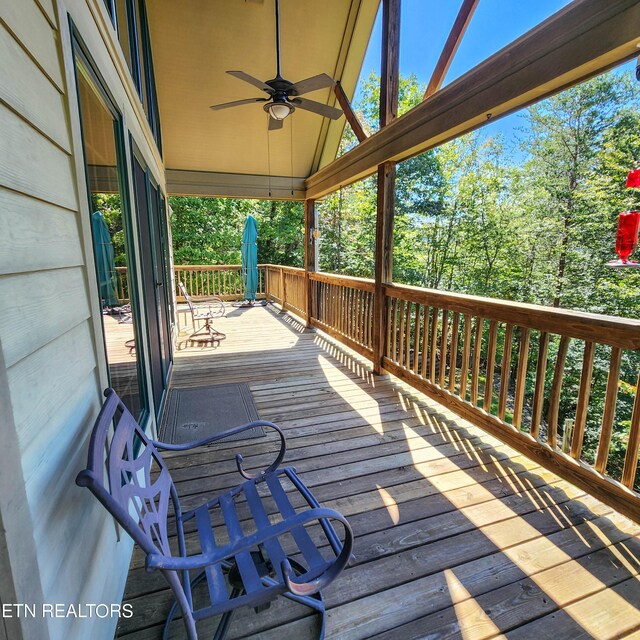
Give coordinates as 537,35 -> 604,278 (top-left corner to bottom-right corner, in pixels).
74,49 -> 148,420
105,0 -> 162,153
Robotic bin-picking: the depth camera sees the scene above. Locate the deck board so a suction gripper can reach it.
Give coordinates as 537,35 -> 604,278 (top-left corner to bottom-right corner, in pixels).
117,304 -> 640,639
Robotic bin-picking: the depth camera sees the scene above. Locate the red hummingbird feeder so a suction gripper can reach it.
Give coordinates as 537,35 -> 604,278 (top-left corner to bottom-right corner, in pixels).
607,169 -> 640,267
626,168 -> 640,188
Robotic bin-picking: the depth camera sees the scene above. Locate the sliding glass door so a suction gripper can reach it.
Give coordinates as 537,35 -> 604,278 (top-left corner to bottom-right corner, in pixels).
131,147 -> 172,417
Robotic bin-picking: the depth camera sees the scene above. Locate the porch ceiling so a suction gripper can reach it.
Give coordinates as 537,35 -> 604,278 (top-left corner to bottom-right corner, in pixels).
147,0 -> 379,197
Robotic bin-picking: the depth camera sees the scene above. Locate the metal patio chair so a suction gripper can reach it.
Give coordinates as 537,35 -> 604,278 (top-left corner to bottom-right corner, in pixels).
76,388 -> 353,639
178,281 -> 226,342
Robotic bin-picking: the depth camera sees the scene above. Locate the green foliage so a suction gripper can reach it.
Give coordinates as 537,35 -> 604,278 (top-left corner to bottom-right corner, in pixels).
169,197 -> 304,266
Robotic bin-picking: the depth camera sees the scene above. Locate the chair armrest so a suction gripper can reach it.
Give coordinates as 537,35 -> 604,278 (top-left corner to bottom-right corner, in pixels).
145,507 -> 353,592
150,420 -> 286,479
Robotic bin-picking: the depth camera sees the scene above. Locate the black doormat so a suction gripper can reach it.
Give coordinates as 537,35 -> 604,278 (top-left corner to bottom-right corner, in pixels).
160,383 -> 264,444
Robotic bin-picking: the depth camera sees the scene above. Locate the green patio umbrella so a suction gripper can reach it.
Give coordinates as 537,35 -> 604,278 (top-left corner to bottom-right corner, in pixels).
91,210 -> 119,307
241,214 -> 259,303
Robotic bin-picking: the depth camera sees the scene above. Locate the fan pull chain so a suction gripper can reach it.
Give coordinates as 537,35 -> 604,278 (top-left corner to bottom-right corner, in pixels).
290,115 -> 294,196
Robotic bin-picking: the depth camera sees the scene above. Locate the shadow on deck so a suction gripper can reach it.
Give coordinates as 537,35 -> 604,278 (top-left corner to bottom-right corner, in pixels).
117,304 -> 640,639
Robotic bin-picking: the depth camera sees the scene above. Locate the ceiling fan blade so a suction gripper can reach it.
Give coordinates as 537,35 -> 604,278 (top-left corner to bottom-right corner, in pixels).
226,70 -> 273,93
210,97 -> 268,110
291,97 -> 342,120
268,116 -> 284,131
288,73 -> 336,96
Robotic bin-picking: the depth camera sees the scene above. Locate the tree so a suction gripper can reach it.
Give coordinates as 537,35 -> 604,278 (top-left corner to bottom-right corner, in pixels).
169,196 -> 303,266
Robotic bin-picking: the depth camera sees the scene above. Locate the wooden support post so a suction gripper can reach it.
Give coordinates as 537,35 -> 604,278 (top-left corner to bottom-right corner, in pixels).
304,198 -> 317,326
372,0 -> 400,375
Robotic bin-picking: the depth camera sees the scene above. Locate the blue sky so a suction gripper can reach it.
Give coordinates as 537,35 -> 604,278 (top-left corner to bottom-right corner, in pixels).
355,0 -> 637,147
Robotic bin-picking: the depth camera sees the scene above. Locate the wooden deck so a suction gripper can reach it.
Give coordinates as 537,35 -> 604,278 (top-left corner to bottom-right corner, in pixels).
117,304 -> 640,640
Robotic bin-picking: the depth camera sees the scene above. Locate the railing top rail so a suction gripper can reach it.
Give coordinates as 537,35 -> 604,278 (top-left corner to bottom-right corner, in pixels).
174,264 -> 251,270
281,267 -> 306,276
385,282 -> 640,350
262,264 -> 305,275
309,271 -> 376,292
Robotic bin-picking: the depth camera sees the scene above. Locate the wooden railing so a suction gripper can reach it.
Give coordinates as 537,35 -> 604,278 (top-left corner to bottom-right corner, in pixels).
262,270 -> 640,522
382,284 -> 640,521
113,264 -> 267,303
174,265 -> 266,301
264,265 -> 307,318
309,272 -> 375,358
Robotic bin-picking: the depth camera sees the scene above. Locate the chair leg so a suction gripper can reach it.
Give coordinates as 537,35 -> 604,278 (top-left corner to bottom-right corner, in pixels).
280,558 -> 327,639
163,571 -> 200,640
212,587 -> 243,640
190,319 -> 226,341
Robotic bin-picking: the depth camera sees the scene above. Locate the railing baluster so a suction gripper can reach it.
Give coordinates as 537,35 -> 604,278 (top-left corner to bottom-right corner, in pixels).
439,310 -> 450,388
360,290 -> 366,345
404,301 -> 412,370
449,312 -> 460,393
571,341 -> 595,460
595,346 -> 622,474
413,304 -> 422,376
429,307 -> 439,382
344,287 -> 350,337
398,299 -> 406,368
622,370 -> 640,488
343,286 -> 348,335
391,297 -> 398,361
460,314 -> 472,400
367,292 -> 372,349
355,289 -> 361,343
385,296 -> 392,358
547,335 -> 569,448
420,305 -> 429,378
513,328 -> 530,430
337,285 -> 342,334
325,283 -> 330,327
351,287 -> 356,340
470,318 -> 483,406
530,331 -> 550,440
483,319 -> 498,412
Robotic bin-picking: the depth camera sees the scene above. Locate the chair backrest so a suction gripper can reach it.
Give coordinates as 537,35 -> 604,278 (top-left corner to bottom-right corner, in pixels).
178,281 -> 195,315
76,388 -> 177,559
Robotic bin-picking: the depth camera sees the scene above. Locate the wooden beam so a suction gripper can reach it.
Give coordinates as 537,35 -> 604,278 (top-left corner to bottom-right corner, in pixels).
306,0 -> 640,199
304,198 -> 317,327
334,81 -> 368,142
373,0 -> 401,376
424,0 -> 479,100
166,169 -> 306,200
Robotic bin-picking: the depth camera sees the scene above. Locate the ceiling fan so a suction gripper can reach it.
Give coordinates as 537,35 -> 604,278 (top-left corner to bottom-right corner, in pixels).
209,0 -> 343,130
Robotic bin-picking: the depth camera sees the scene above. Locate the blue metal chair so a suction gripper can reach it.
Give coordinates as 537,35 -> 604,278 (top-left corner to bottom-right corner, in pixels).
76,388 -> 353,639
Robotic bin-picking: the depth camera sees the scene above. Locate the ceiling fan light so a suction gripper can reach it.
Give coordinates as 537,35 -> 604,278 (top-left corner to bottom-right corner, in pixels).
268,102 -> 292,120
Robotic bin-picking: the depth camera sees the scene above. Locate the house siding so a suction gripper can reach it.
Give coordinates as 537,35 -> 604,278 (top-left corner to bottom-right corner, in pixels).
0,0 -> 165,637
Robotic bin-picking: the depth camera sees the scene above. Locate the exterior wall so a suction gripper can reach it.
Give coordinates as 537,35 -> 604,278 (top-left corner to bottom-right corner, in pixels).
0,0 -> 166,638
